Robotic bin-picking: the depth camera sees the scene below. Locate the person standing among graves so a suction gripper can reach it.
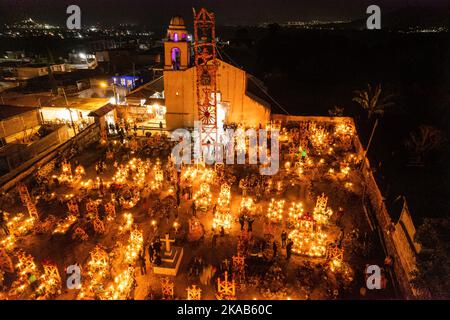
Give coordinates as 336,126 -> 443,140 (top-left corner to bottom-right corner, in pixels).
239,214 -> 245,231
148,242 -> 154,263
212,233 -> 217,248
272,240 -> 278,259
153,239 -> 162,256
154,253 -> 162,266
191,201 -> 197,217
247,217 -> 255,232
286,239 -> 293,260
139,250 -> 147,275
188,183 -> 193,199
128,265 -> 137,300
281,230 -> 287,248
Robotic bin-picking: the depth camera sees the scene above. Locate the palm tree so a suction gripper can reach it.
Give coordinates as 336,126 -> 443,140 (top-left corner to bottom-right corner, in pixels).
353,84 -> 394,170
405,125 -> 445,165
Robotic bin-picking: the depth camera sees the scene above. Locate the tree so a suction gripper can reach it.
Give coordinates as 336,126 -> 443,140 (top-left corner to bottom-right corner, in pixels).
405,125 -> 445,164
353,84 -> 394,170
411,217 -> 450,299
328,105 -> 344,117
353,84 -> 394,119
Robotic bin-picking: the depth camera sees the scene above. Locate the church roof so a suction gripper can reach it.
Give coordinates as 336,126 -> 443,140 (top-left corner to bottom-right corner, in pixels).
245,75 -> 271,111
213,49 -> 272,111
126,76 -> 164,99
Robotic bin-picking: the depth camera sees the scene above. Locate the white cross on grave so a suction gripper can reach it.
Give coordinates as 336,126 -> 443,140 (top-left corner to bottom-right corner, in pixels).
161,233 -> 175,255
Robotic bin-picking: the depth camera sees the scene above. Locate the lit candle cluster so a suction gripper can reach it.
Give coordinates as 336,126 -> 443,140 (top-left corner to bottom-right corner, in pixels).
267,199 -> 285,223
79,179 -> 94,189
36,260 -> 62,299
104,202 -> 116,222
287,202 -> 304,227
151,169 -> 164,190
183,165 -> 216,184
132,159 -> 151,187
104,266 -> 135,300
74,164 -> 85,178
119,193 -> 140,209
113,158 -> 151,187
78,245 -> 110,299
308,123 -> 329,150
118,213 -> 133,233
6,213 -> 36,237
334,122 -> 355,138
340,163 -> 350,176
0,213 -> 35,251
52,215 -> 77,234
112,165 -> 128,185
213,185 -> 232,230
182,166 -> 198,181
217,184 -> 231,208
212,210 -> 232,230
149,158 -> 163,190
327,245 -> 345,272
312,193 -> 333,225
0,234 -> 15,251
198,167 -> 216,183
124,227 -> 143,264
193,183 -> 212,209
59,160 -> 73,182
288,212 -> 327,257
9,250 -> 39,296
240,197 -> 254,213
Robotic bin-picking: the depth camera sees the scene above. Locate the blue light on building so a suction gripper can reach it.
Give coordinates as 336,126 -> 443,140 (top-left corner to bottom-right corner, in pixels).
112,75 -> 143,90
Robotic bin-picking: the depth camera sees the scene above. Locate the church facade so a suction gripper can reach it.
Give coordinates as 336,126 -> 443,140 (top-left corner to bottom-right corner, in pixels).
126,16 -> 271,131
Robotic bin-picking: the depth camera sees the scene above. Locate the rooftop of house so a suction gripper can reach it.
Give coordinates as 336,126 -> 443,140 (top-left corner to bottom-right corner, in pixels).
127,76 -> 164,100
0,105 -> 38,121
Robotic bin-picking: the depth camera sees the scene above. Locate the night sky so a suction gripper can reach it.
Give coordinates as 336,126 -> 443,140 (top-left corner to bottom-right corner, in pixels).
0,0 -> 448,26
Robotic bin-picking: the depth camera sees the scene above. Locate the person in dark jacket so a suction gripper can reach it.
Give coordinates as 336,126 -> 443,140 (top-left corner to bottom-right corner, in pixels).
286,239 -> 294,260
139,251 -> 147,275
281,230 -> 287,248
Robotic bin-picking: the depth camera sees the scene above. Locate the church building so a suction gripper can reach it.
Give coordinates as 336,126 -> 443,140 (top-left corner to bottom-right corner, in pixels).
125,13 -> 271,133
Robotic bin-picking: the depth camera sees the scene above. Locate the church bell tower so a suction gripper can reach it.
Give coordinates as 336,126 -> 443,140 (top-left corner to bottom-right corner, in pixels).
164,16 -> 190,70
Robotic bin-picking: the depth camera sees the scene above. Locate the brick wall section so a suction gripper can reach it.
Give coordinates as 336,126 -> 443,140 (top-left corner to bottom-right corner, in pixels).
0,110 -> 41,139
354,135 -> 416,299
